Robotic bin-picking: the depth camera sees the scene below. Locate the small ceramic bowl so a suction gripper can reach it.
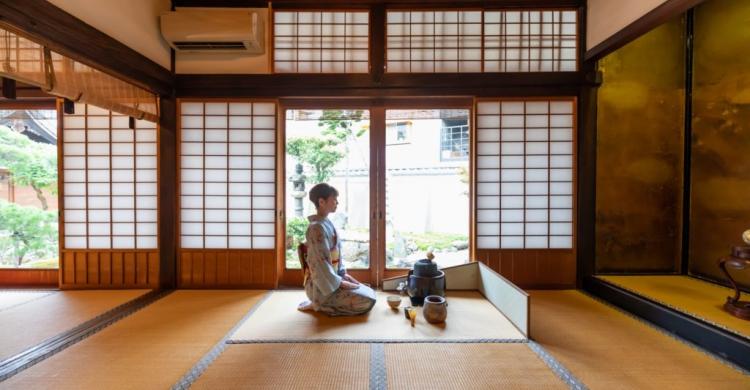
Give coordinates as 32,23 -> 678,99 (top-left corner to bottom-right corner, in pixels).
387,295 -> 402,309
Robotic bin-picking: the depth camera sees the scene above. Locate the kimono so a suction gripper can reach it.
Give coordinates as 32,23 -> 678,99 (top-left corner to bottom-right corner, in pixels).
304,214 -> 376,316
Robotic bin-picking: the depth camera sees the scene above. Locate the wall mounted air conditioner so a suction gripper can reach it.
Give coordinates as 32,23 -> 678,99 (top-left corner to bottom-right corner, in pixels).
160,9 -> 264,54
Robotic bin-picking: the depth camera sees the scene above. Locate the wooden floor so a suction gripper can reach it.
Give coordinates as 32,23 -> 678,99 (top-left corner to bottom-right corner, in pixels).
0,288 -> 746,389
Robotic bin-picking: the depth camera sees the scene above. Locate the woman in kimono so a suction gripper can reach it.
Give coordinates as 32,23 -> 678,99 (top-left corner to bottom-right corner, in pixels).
298,183 -> 376,316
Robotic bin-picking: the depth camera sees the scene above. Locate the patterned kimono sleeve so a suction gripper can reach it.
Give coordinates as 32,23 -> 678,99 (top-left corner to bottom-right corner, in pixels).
335,229 -> 346,277
306,223 -> 342,297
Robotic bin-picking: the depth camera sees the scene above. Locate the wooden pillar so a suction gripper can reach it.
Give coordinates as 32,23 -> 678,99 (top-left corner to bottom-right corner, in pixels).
158,96 -> 177,289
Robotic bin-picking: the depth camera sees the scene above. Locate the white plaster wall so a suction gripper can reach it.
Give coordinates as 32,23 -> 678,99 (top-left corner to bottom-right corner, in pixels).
587,0 -> 670,50
47,0 -> 172,69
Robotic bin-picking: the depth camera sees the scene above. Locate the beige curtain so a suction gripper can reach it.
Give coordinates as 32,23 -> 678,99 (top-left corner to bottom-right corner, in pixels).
0,26 -> 159,123
0,28 -> 48,88
48,53 -> 159,122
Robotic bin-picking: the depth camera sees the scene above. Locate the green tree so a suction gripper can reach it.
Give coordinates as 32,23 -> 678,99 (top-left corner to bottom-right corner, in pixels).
317,110 -> 367,226
287,137 -> 343,183
0,126 -> 57,210
0,200 -> 58,266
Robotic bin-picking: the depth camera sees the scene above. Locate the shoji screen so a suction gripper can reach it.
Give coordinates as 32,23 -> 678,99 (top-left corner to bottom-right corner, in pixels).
387,10 -> 483,72
60,103 -> 159,288
178,101 -> 277,288
386,9 -> 578,73
274,11 -> 369,73
484,10 -> 578,72
474,99 -> 576,288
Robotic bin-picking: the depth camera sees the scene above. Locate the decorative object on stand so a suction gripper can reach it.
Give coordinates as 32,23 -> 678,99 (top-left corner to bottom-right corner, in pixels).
718,229 -> 750,320
400,251 -> 446,306
422,295 -> 448,324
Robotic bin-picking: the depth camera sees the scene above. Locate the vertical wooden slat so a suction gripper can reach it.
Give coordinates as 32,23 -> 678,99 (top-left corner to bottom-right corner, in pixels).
87,252 -> 99,286
136,252 -> 148,286
252,252 -> 263,285
148,251 -> 159,287
63,251 -> 76,285
204,252 -> 217,287
75,252 -> 87,284
216,252 -> 229,285
193,252 -> 204,286
241,252 -> 253,285
99,252 -> 112,285
181,252 -> 192,287
112,251 -> 124,287
264,252 -> 276,287
229,252 -> 241,286
123,252 -> 136,286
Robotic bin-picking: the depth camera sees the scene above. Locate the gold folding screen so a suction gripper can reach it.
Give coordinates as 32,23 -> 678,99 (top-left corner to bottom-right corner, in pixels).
690,0 -> 750,287
594,18 -> 685,273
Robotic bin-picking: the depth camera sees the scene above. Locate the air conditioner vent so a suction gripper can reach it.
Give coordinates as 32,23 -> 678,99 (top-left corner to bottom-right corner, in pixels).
160,9 -> 265,54
173,41 -> 248,50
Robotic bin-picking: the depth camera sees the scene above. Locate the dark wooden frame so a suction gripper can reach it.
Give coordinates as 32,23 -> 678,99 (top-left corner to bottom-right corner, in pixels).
277,97 -> 475,287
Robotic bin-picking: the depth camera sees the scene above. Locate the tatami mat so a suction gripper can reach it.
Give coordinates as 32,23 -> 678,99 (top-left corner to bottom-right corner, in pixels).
385,343 -> 566,390
0,290 -> 266,390
0,290 -> 147,362
0,291 -> 54,312
230,290 -> 525,342
191,343 -> 370,390
530,290 -> 750,390
599,275 -> 750,339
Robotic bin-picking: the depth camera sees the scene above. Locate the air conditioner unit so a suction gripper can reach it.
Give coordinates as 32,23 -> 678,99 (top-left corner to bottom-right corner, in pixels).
160,9 -> 264,54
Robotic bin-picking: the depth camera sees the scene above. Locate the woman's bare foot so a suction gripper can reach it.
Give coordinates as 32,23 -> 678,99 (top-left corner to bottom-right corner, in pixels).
297,300 -> 313,311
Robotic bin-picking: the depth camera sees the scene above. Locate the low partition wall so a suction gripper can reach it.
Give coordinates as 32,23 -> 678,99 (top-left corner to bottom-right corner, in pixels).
382,262 -> 529,337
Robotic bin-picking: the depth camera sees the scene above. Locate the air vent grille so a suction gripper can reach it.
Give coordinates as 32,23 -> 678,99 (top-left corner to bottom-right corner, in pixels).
173,41 -> 247,50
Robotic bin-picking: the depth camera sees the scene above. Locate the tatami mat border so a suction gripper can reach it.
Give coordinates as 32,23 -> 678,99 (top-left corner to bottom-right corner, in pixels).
0,291 -> 57,314
172,291 -> 272,390
227,338 -> 528,344
582,289 -> 750,376
369,344 -> 387,390
527,340 -> 588,390
598,276 -> 750,340
0,289 -> 170,382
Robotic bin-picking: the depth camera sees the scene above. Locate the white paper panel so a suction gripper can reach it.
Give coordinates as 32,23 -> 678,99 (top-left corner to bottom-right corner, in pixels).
112,236 -> 135,248
253,237 -> 275,249
65,237 -> 87,248
181,236 -> 203,248
252,196 -> 275,209
63,157 -> 85,169
205,236 -> 228,248
135,196 -> 157,210
229,211 -> 252,223
136,236 -> 157,248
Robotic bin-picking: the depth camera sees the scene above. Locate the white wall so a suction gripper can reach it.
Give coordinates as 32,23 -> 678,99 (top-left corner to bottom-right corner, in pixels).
587,0 -> 670,50
47,0 -> 172,69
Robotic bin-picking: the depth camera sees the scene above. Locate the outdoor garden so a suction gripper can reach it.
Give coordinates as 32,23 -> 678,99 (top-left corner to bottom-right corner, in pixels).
0,124 -> 58,268
285,109 -> 469,270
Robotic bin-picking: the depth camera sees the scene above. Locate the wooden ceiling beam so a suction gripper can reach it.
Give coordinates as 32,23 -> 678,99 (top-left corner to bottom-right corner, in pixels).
0,0 -> 174,96
176,72 -> 586,98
